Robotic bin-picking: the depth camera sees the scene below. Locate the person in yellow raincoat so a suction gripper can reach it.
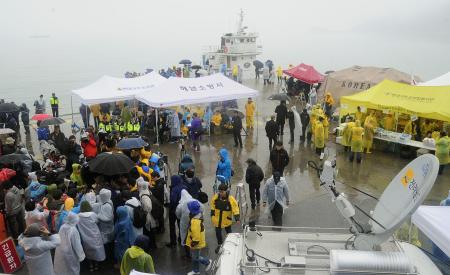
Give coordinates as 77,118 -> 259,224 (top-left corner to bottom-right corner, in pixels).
420,120 -> 433,139
245,98 -> 256,129
382,113 -> 395,131
276,66 -> 283,83
186,201 -> 211,274
90,104 -> 101,129
324,93 -> 335,118
341,117 -> 355,152
363,112 -> 377,153
314,117 -> 325,155
310,104 -> 323,140
232,65 -> 238,81
355,106 -> 365,123
432,129 -> 441,141
349,120 -> 364,163
403,117 -> 417,137
323,115 -> 329,141
210,183 -> 240,252
435,132 -> 449,175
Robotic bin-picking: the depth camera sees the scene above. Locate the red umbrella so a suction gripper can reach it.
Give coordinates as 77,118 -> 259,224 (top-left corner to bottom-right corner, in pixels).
31,113 -> 51,121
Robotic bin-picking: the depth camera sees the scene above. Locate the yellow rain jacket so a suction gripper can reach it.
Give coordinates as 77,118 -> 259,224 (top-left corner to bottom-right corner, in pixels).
211,113 -> 222,126
140,148 -> 152,160
210,194 -> 240,228
435,136 -> 449,165
432,131 -> 441,141
186,217 -> 206,249
323,117 -> 329,140
232,65 -> 238,77
383,115 -> 395,131
363,115 -> 377,149
136,165 -> 152,183
314,121 -> 325,149
276,66 -> 283,77
355,110 -> 364,123
245,102 -> 255,117
350,121 -> 364,153
342,121 -> 355,147
90,104 -> 101,118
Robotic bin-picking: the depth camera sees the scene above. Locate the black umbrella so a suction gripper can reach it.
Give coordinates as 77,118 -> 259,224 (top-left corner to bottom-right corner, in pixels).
88,152 -> 135,176
116,137 -> 148,150
191,65 -> 202,70
179,59 -> 192,65
268,93 -> 291,102
0,103 -> 19,113
40,117 -> 65,127
0,153 -> 30,164
225,109 -> 245,119
253,60 -> 263,69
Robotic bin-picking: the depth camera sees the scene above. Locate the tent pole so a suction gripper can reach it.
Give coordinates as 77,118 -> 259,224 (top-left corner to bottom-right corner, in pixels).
70,95 -> 74,125
255,102 -> 259,145
85,104 -> 88,128
155,108 -> 159,145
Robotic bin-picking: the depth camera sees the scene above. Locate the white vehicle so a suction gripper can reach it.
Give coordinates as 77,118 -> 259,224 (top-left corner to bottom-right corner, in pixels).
211,154 -> 445,274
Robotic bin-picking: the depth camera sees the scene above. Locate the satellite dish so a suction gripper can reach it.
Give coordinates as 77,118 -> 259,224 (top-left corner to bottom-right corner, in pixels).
354,154 -> 439,250
370,154 -> 439,234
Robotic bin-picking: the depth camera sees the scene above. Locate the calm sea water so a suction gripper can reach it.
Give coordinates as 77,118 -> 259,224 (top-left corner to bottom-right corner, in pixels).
1,32 -> 448,117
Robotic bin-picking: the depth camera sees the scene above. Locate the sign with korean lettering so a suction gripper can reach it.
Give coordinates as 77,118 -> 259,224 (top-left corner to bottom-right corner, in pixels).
0,238 -> 21,273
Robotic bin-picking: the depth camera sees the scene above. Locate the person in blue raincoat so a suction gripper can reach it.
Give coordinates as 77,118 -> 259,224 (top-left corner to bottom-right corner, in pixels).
114,206 -> 136,266
26,172 -> 47,201
149,154 -> 161,174
216,148 -> 232,183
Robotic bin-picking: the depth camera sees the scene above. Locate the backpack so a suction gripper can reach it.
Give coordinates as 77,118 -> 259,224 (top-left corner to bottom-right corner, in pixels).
126,203 -> 147,228
141,194 -> 164,219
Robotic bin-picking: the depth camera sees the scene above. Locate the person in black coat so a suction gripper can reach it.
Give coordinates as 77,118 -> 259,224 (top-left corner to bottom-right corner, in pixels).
287,109 -> 295,144
151,171 -> 166,233
65,135 -> 82,172
20,103 -> 30,134
182,168 -> 202,200
300,108 -> 310,142
232,111 -> 243,148
270,141 -> 290,175
79,104 -> 91,128
275,100 -> 287,136
245,158 -> 264,209
265,115 -> 278,150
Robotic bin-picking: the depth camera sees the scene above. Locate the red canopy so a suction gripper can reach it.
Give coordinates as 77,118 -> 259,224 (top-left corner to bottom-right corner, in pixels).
283,63 -> 324,84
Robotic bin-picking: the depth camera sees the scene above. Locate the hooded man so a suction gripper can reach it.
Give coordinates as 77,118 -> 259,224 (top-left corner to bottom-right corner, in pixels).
54,212 -> 85,275
18,223 -> 61,275
216,148 -> 232,183
97,188 -> 114,245
137,177 -> 157,249
245,158 -> 264,210
77,201 -> 105,271
120,235 -> 155,275
232,111 -> 243,148
265,115 -> 278,150
262,172 -> 290,227
349,120 -> 364,163
275,100 -> 288,136
183,168 -> 203,200
166,175 -> 186,248
300,108 -> 310,142
210,183 -> 240,253
269,141 -> 289,175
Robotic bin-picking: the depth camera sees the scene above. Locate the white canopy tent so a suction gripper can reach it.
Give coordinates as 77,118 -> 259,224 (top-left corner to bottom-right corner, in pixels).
418,72 -> 450,86
135,73 -> 259,107
72,72 -> 167,105
411,206 -> 450,257
136,73 -> 259,144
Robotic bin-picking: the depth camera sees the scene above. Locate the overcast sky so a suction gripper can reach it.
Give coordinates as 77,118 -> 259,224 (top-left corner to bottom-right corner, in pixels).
1,0 -> 450,80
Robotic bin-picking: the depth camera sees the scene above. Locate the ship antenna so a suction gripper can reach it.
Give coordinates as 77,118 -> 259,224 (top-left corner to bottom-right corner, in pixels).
237,9 -> 244,34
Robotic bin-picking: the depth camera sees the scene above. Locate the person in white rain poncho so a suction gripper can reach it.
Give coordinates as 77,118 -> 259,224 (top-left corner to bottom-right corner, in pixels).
97,188 -> 115,244
18,223 -> 61,275
262,171 -> 290,227
83,191 -> 100,213
137,177 -> 157,249
176,189 -> 206,256
77,200 -> 105,272
54,212 -> 85,275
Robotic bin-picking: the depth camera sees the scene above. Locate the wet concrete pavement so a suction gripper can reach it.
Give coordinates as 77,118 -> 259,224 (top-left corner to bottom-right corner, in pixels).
14,79 -> 450,274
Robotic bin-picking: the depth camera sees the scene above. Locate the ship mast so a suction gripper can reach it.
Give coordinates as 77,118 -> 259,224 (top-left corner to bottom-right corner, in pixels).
237,9 -> 245,34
